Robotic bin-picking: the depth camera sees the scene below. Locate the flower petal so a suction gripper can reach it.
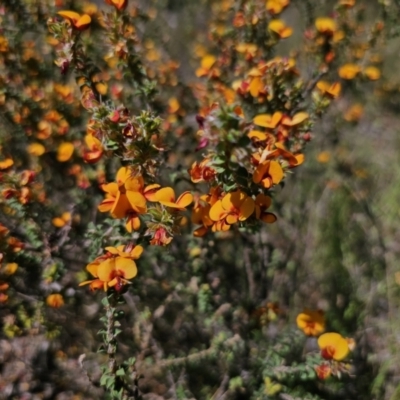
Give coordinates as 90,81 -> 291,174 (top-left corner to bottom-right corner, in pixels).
176,191 -> 193,208
86,261 -> 100,277
126,191 -> 147,213
143,184 -> 160,201
155,187 -> 176,205
115,257 -> 137,279
125,215 -> 141,232
261,213 -> 277,223
97,259 -> 115,282
269,160 -> 284,184
110,192 -> 131,219
209,200 -> 226,222
128,244 -> 143,259
239,196 -> 255,220
116,166 -> 131,184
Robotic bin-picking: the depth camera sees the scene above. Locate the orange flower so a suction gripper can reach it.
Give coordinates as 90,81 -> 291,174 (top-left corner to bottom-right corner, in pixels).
83,134 -> 103,164
27,143 -> 46,156
196,55 -> 217,78
344,103 -> 363,122
209,191 -> 255,230
46,294 -> 64,308
338,64 -> 361,80
253,112 -> 283,129
150,226 -> 173,246
363,66 -> 380,80
192,201 -> 213,237
52,212 -> 71,228
316,81 -> 341,98
80,244 -> 143,291
315,17 -> 337,35
317,151 -> 330,163
105,0 -> 128,11
248,130 -> 275,145
57,142 -> 74,162
189,159 -> 216,183
254,194 -> 277,224
315,364 -> 331,380
318,332 -> 350,361
339,0 -> 355,7
58,11 -> 91,30
266,0 -> 289,15
3,263 -> 18,275
268,19 -> 293,38
98,167 -> 148,220
253,160 -> 284,189
236,43 -> 258,59
0,158 -> 14,170
296,309 -> 325,336
155,187 -> 193,209
281,112 -> 309,127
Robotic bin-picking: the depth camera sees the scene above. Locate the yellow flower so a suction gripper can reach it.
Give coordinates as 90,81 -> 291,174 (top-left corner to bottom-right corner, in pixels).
27,143 -> 46,156
317,151 -> 331,163
266,0 -> 289,15
315,17 -> 337,35
80,244 -> 143,291
281,112 -> 309,127
155,187 -> 193,209
83,134 -> 103,164
58,11 -> 91,30
339,0 -> 355,7
318,332 -> 350,361
316,81 -> 341,98
344,104 -> 363,122
196,55 -> 217,78
253,112 -> 283,129
296,309 -> 325,336
98,167 -> 148,220
209,191 -> 255,229
236,43 -> 258,59
338,64 -> 361,80
253,160 -> 284,189
57,142 -> 74,162
3,263 -> 18,275
46,294 -> 64,308
268,19 -> 293,38
52,212 -> 71,228
364,66 -> 380,80
192,202 -> 213,237
105,0 -> 128,11
0,158 -> 14,170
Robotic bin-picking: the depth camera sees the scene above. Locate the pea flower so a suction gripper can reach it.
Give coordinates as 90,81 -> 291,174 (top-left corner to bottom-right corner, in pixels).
155,187 -> 193,209
46,294 -> 64,308
296,309 -> 325,336
58,11 -> 91,31
318,332 -> 350,361
105,0 -> 128,11
80,244 -> 143,291
210,191 -> 255,231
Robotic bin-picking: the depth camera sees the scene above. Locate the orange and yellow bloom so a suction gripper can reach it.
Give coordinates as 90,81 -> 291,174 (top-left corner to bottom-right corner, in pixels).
318,332 -> 350,361
296,309 -> 325,336
80,244 -> 143,291
58,11 -> 91,31
210,191 -> 255,231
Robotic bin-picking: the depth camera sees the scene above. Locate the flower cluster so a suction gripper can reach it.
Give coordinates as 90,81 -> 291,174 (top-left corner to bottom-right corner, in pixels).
296,309 -> 354,380
98,166 -> 192,245
188,2 -> 342,236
